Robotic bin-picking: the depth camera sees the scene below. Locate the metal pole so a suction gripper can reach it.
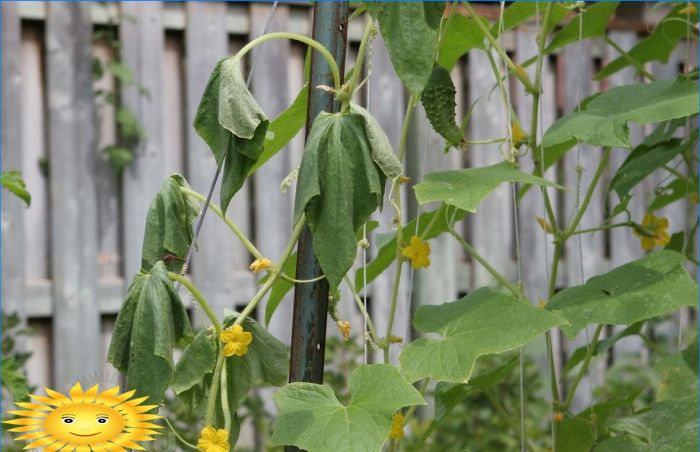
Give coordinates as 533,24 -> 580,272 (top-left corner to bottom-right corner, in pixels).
287,0 -> 348,404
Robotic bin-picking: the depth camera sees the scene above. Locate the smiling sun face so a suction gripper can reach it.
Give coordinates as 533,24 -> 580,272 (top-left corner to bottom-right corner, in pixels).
3,382 -> 162,450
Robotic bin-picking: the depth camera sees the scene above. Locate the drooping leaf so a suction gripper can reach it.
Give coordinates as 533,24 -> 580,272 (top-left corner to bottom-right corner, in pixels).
272,364 -> 425,452
542,79 -> 699,162
141,174 -> 199,273
222,311 -> 288,409
194,58 -> 269,214
546,250 -> 698,339
366,2 -> 438,96
249,83 -> 308,175
596,396 -> 698,452
354,206 -> 466,291
559,397 -> 635,452
172,329 -> 218,400
596,4 -> 698,80
399,288 -> 566,383
1,357 -> 30,402
414,162 -> 563,213
563,322 -> 644,374
1,171 -> 31,207
263,253 -> 297,327
107,261 -> 193,406
544,2 -> 619,54
350,104 -> 403,180
294,112 -> 383,288
610,138 -> 686,199
421,65 -> 464,148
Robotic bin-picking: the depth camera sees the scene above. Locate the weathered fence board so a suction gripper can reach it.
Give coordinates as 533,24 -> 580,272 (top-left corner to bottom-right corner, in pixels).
45,2 -> 101,392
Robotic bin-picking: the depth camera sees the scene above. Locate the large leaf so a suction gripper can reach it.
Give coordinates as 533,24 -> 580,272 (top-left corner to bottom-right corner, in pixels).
249,83 -> 308,175
272,364 -> 425,452
350,104 -> 402,180
542,79 -> 699,160
141,174 -> 199,273
546,251 -> 698,339
171,329 -> 218,400
654,341 -> 698,403
1,171 -> 31,207
294,112 -> 383,288
194,58 -> 269,214
366,2 -> 437,96
596,396 -> 698,452
559,397 -> 636,452
399,287 -> 566,383
354,206 -> 466,291
107,261 -> 193,406
544,2 -> 619,54
610,138 -> 686,199
437,14 -> 485,70
597,4 -> 698,80
414,162 -> 563,213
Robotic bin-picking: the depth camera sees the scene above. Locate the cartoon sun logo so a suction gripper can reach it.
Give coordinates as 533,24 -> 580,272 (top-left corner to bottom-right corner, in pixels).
3,382 -> 162,450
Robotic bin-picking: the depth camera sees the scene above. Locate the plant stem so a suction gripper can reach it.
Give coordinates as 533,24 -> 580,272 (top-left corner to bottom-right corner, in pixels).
344,275 -> 381,346
163,416 -> 199,450
234,32 -> 342,91
462,2 -> 537,93
603,35 -> 656,81
567,222 -> 633,236
280,274 -> 325,284
234,216 -> 306,326
206,349 -> 225,426
181,187 -> 262,260
221,361 -> 231,432
168,272 -> 222,334
465,137 -> 508,145
418,204 -> 444,241
561,324 -> 604,411
343,19 -> 375,110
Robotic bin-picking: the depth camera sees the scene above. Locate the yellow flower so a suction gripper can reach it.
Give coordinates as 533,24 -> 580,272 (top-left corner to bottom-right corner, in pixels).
197,426 -> 229,452
552,412 -> 564,424
680,4 -> 697,15
398,175 -> 411,185
536,216 -> 553,234
633,213 -> 670,250
511,120 -> 528,148
538,298 -> 546,309
249,257 -> 272,273
389,412 -> 405,440
401,236 -> 431,269
220,324 -> 253,357
336,320 -> 351,341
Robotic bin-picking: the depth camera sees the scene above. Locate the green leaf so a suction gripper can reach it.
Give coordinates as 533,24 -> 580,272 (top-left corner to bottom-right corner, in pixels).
1,357 -> 30,402
610,138 -> 685,199
116,105 -> 145,139
354,206 -> 466,291
272,364 -> 425,452
263,253 -> 296,327
400,288 -> 566,383
294,112 -> 383,288
107,261 -> 193,406
194,58 -> 269,214
172,329 -> 218,399
367,2 -> 438,96
249,83 -> 308,175
423,2 -> 444,30
596,397 -> 698,452
546,251 -> 698,339
421,65 -> 464,148
559,397 -> 635,452
414,162 -> 563,213
654,341 -> 698,402
437,14 -> 485,70
222,311 -> 288,409
102,145 -> 133,174
350,104 -> 403,180
563,322 -> 644,374
544,2 -> 619,54
542,79 -> 699,155
141,175 -> 199,273
597,4 -> 698,80
650,177 -> 697,211
1,171 -> 31,207
108,61 -> 134,84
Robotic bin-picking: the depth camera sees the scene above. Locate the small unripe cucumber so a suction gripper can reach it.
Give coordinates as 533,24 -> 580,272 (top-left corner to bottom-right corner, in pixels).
421,65 -> 464,148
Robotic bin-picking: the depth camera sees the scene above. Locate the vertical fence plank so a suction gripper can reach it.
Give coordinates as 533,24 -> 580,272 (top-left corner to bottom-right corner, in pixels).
120,2 -> 165,280
250,4 -> 294,341
2,2 -> 25,334
367,34 -> 409,363
468,49 -> 514,288
46,2 -> 101,391
184,3 -> 243,324
164,34 -> 185,176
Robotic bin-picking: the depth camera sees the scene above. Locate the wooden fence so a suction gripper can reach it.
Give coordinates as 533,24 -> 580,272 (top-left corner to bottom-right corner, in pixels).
1,0 -> 695,438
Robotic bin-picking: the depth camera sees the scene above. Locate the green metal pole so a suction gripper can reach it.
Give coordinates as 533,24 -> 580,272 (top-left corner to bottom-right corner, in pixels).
287,0 -> 348,395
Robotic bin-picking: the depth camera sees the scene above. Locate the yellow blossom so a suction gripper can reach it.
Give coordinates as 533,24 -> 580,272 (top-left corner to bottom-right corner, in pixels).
197,426 -> 229,452
633,213 -> 670,250
538,298 -> 546,309
536,216 -> 554,234
398,175 -> 411,185
680,3 -> 697,14
511,120 -> 528,148
552,412 -> 564,424
336,320 -> 351,341
249,257 -> 272,273
401,236 -> 431,269
389,335 -> 404,344
220,324 -> 253,357
389,412 -> 405,440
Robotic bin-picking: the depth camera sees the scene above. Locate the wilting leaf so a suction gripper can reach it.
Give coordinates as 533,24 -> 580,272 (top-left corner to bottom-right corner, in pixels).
1,171 -> 31,207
